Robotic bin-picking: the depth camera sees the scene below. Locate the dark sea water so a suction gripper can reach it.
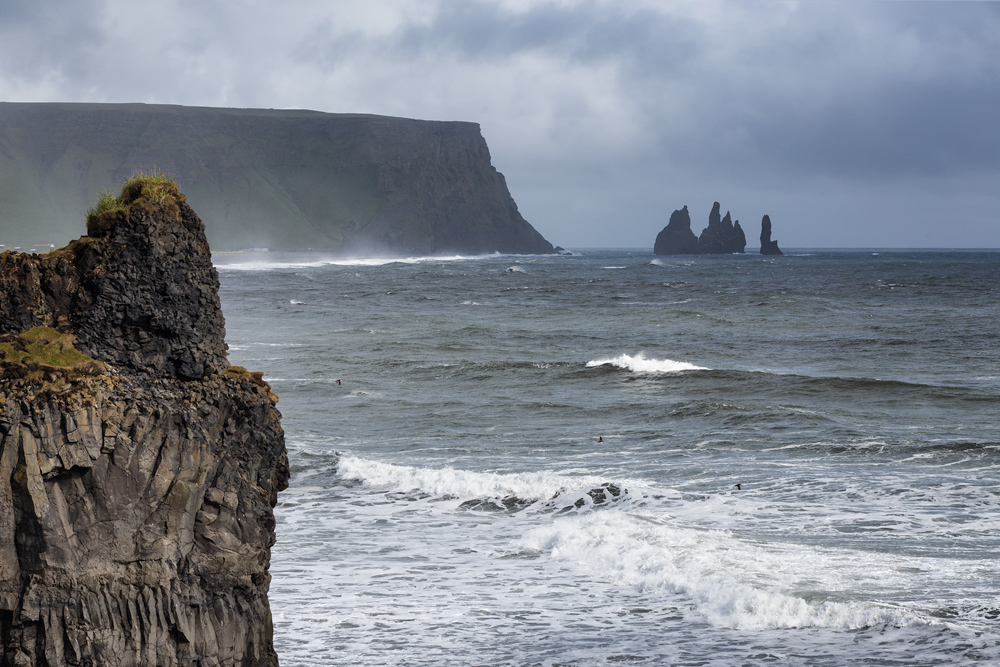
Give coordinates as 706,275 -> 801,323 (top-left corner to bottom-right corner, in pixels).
215,249 -> 1000,666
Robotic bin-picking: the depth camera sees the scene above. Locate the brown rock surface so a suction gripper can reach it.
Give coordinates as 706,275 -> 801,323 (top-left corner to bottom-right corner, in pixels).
0,178 -> 288,666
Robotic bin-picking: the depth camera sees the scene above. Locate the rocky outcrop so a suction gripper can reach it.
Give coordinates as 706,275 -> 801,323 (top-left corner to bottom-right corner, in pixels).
0,177 -> 288,666
760,215 -> 783,255
0,103 -> 555,256
653,206 -> 700,255
697,203 -> 746,254
653,202 -> 747,255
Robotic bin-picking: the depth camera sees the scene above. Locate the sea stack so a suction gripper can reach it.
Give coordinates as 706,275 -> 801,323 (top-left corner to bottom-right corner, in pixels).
0,176 -> 288,665
760,214 -> 783,255
653,206 -> 700,255
697,203 -> 746,254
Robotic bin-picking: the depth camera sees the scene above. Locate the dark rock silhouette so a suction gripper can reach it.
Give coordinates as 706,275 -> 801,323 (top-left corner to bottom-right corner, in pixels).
0,178 -> 288,666
760,215 -> 783,255
696,203 -> 746,254
653,205 -> 700,255
653,202 -> 751,255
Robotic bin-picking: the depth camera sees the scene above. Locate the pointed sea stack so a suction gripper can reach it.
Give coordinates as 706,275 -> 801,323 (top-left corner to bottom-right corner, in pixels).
760,214 -> 783,255
0,176 -> 288,666
697,203 -> 746,254
653,205 -> 700,255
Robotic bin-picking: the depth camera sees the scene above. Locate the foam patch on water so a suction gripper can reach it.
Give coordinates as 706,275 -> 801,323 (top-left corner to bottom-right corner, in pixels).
587,353 -> 708,373
519,512 -> 918,631
337,455 -> 613,502
215,254 -> 500,271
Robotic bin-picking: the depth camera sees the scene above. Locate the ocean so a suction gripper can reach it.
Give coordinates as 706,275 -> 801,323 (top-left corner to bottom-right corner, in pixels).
214,249 -> 1000,666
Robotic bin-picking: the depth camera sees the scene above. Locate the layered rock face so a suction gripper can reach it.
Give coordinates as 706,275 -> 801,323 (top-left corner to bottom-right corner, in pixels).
0,180 -> 288,666
760,215 -> 783,255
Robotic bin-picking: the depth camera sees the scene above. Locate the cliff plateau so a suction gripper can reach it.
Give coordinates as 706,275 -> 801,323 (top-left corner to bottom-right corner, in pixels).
0,103 -> 554,255
0,177 -> 288,666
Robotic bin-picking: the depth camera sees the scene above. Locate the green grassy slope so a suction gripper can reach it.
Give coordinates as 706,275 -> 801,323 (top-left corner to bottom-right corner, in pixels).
0,103 -> 554,254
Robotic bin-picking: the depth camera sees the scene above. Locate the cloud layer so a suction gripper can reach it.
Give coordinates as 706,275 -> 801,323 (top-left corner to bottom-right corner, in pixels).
2,0 -> 998,247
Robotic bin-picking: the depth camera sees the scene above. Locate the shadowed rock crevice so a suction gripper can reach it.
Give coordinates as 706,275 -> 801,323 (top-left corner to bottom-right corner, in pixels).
0,177 -> 288,667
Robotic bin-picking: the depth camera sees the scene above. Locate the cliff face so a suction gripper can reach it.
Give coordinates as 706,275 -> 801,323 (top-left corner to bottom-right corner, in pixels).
0,103 -> 554,256
0,179 -> 288,666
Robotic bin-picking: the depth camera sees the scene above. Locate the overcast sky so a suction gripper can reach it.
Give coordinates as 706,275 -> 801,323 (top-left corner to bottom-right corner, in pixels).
2,0 -> 998,248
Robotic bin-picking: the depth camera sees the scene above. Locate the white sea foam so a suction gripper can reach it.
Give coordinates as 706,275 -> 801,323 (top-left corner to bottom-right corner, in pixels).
337,455 -> 612,501
214,253 -> 501,271
519,511 -> 917,631
586,353 -> 708,373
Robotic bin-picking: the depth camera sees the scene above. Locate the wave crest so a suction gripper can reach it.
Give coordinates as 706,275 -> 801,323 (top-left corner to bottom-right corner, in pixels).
586,353 -> 708,373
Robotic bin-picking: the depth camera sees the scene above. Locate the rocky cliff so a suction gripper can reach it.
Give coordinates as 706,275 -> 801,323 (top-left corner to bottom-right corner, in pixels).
0,176 -> 288,666
0,103 -> 554,255
760,215 -> 783,255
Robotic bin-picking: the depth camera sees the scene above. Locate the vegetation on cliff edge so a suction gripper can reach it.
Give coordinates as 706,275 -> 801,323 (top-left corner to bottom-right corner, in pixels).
86,172 -> 185,237
0,326 -> 106,383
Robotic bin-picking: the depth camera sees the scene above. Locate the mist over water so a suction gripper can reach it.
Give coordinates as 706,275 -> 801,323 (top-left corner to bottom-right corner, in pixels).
217,249 -> 1000,666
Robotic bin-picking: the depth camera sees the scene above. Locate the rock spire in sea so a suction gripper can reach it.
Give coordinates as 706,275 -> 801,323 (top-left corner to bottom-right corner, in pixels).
653,201 -> 748,255
0,174 -> 288,666
760,214 -> 783,255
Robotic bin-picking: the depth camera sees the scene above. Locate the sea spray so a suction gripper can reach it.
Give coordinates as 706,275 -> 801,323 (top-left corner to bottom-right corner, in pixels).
587,353 -> 708,373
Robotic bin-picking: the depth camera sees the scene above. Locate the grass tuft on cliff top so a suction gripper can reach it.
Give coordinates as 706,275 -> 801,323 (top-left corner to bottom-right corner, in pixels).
0,327 -> 106,382
86,171 -> 186,237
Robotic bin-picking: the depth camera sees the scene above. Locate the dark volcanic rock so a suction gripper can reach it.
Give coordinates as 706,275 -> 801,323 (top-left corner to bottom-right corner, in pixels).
0,180 -> 288,666
760,215 -> 783,255
653,206 -> 700,255
697,203 -> 746,254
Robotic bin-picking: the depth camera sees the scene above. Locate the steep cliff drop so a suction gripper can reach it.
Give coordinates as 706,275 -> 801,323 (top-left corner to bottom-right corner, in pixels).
760,215 -> 783,255
0,176 -> 288,666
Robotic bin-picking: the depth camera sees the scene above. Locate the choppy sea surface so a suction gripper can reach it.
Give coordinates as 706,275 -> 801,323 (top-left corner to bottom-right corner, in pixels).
215,249 -> 1000,666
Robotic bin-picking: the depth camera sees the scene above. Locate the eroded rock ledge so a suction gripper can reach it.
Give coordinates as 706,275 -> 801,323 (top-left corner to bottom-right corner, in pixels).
0,176 -> 288,666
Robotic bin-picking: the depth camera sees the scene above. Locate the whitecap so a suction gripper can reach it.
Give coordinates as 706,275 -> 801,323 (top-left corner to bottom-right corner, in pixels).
586,353 -> 708,373
519,511 -> 919,631
337,455 -> 612,502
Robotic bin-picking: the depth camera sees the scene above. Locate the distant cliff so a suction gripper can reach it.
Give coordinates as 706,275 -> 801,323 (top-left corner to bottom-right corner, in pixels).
0,103 -> 554,255
0,176 -> 287,665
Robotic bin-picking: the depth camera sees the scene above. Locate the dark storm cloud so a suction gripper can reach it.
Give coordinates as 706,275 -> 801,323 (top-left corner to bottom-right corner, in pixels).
340,1 -> 1000,185
1,0 -> 998,246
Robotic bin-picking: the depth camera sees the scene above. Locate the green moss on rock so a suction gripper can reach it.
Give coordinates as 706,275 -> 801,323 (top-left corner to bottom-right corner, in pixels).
0,326 -> 106,383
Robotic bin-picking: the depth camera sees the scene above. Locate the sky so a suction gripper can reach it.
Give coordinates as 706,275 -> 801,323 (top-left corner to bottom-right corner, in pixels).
1,0 -> 998,248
